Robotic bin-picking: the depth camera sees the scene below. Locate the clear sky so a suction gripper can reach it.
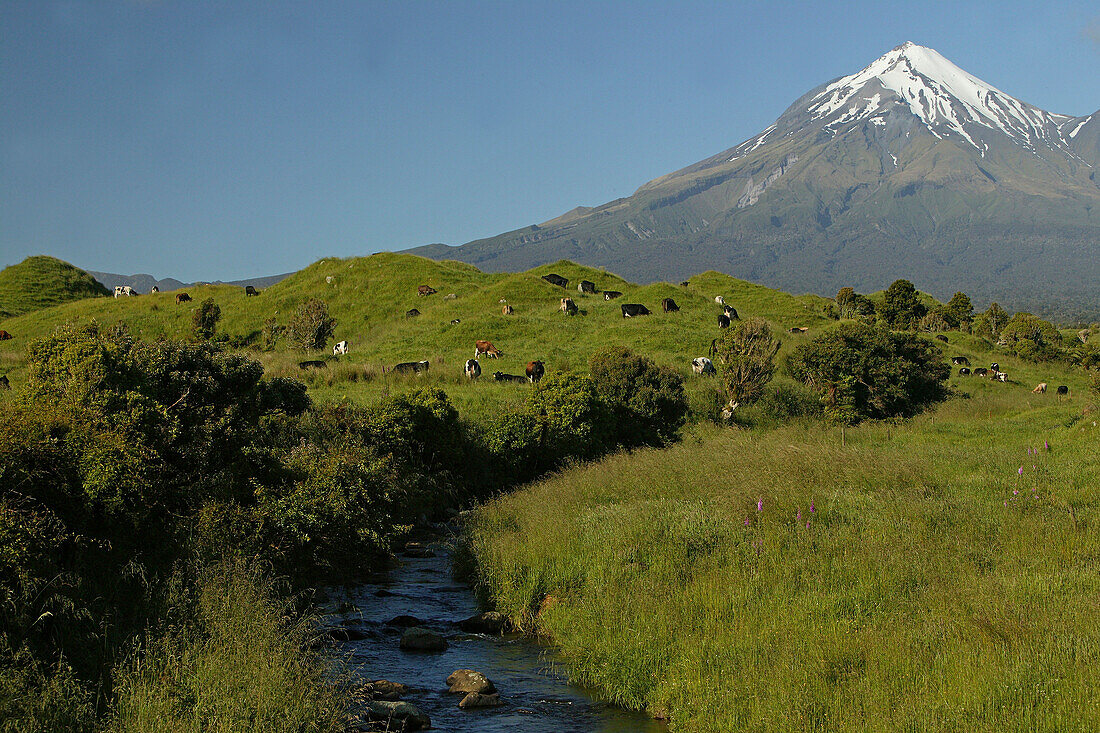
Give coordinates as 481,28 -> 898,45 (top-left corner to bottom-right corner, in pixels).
2,1 -> 1098,281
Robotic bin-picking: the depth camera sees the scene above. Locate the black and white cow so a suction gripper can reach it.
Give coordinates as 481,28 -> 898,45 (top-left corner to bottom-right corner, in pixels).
493,371 -> 527,383
333,340 -> 349,356
691,357 -> 716,375
603,291 -> 623,300
723,305 -> 739,320
393,360 -> 430,375
578,280 -> 597,294
542,273 -> 568,288
951,356 -> 970,366
464,359 -> 481,379
621,304 -> 650,318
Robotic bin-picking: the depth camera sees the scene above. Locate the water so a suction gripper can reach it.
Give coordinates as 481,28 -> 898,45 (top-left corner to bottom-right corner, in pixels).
335,536 -> 667,732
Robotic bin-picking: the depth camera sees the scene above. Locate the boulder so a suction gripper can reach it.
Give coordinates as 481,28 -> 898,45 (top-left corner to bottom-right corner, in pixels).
366,700 -> 430,730
458,692 -> 504,709
457,611 -> 510,634
368,679 -> 409,701
386,614 -> 423,628
400,627 -> 447,652
446,669 -> 497,695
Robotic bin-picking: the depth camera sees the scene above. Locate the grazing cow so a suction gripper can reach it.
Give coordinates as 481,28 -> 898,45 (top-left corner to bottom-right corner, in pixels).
464,359 -> 481,379
0,330 -> 11,341
392,360 -> 430,375
621,303 -> 650,318
560,297 -> 578,315
502,304 -> 514,316
150,285 -> 159,293
542,273 -> 568,288
450,319 -> 461,325
0,375 -> 8,390
492,371 -> 527,383
994,372 -> 1008,382
443,293 -> 457,300
245,285 -> 260,296
333,340 -> 349,356
935,334 -> 949,343
1032,382 -> 1047,394
717,314 -> 731,329
526,360 -> 545,383
714,295 -> 725,305
680,281 -> 690,287
990,362 -> 1000,372
1057,385 -> 1069,396
405,308 -> 420,318
603,291 -> 623,300
175,292 -> 192,304
788,326 -> 809,334
691,357 -> 716,375
973,368 -> 988,377
951,356 -> 970,366
417,285 -> 437,297
662,298 -> 680,312
578,280 -> 597,294
959,367 -> 971,376
114,286 -> 134,298
298,360 -> 327,369
475,340 -> 502,359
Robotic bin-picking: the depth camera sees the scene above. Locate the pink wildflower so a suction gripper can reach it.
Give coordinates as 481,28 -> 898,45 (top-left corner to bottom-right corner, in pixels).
757,498 -> 763,512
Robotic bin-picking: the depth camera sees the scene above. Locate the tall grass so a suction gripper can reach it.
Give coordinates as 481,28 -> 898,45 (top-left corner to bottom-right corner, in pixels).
468,382 -> 1100,731
109,562 -> 347,733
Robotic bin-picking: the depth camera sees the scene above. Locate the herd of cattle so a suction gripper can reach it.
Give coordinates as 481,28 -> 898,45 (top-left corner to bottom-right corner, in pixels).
951,355 -> 1070,396
113,285 -> 259,300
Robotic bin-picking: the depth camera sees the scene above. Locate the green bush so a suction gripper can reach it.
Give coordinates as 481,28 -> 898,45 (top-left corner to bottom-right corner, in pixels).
589,346 -> 688,447
191,298 -> 220,340
787,323 -> 950,423
528,371 -> 608,461
998,312 -> 1065,362
879,279 -> 927,330
709,318 -> 780,406
287,298 -> 336,351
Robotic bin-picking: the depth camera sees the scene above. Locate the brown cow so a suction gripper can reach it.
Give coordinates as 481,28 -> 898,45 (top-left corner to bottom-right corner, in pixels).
475,340 -> 502,359
526,360 -> 545,383
0,330 -> 12,341
417,285 -> 437,296
502,304 -> 514,315
175,293 -> 192,304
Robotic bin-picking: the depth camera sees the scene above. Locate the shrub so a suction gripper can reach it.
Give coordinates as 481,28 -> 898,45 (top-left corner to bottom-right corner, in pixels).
710,318 -> 780,406
589,346 -> 688,447
528,372 -> 608,460
1088,369 -> 1100,398
262,317 -> 284,351
287,298 -> 336,351
918,308 -> 949,333
191,298 -> 220,340
998,312 -> 1065,362
787,323 -> 950,423
879,279 -> 927,330
972,302 -> 1010,339
835,287 -> 876,321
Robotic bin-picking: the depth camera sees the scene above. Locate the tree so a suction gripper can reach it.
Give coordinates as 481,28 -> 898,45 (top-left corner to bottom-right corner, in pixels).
786,323 -> 950,423
879,279 -> 927,330
998,313 -> 1065,361
287,298 -> 336,351
973,302 -> 1010,340
945,292 -> 974,329
918,307 -> 950,333
835,287 -> 876,321
710,318 -> 781,407
191,298 -> 221,340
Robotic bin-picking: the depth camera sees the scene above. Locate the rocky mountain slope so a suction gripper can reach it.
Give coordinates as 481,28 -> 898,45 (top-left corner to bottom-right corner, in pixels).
409,43 -> 1100,320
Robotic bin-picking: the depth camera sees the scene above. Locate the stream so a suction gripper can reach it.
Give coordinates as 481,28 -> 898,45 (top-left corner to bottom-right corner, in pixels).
334,534 -> 667,732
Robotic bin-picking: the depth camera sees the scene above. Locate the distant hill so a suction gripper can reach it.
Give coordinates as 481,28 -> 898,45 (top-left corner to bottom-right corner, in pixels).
88,270 -> 292,295
406,42 -> 1100,322
0,256 -> 109,319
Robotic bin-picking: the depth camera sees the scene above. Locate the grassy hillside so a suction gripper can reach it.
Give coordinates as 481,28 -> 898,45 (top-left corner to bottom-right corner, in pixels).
0,255 -> 109,319
0,253 -> 834,412
468,358 -> 1100,731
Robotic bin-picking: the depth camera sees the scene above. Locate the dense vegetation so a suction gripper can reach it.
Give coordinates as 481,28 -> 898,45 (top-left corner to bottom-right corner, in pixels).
2,253 -> 1098,731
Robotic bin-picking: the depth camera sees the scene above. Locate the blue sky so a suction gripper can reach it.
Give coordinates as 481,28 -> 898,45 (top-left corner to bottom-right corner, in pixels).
2,1 -> 1099,281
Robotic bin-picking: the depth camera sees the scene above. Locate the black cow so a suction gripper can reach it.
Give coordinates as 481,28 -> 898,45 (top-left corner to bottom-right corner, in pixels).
298,360 -> 327,369
1057,385 -> 1069,396
680,281 -> 690,287
717,314 -> 731,329
603,291 -> 623,300
245,285 -> 260,296
578,280 -> 597,294
973,368 -> 988,377
724,305 -> 739,320
450,318 -> 461,325
951,356 -> 970,366
959,367 -> 971,376
542,273 -> 568,288
493,371 -> 527,383
406,308 -> 421,318
621,304 -> 650,318
662,298 -> 680,312
935,335 -> 949,343
0,375 -> 9,390
393,360 -> 430,375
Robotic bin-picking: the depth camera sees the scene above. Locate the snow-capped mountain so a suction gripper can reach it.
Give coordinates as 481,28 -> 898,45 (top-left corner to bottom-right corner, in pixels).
410,43 -> 1100,320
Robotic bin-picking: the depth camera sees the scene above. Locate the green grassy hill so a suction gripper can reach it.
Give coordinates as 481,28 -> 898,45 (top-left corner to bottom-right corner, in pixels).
0,255 -> 109,319
0,253 -> 835,411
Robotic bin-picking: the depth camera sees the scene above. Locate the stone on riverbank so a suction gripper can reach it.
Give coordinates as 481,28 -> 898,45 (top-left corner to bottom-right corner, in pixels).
366,700 -> 431,730
400,627 -> 447,652
457,611 -> 510,634
368,679 -> 409,701
446,669 -> 497,695
458,692 -> 504,709
386,614 -> 423,627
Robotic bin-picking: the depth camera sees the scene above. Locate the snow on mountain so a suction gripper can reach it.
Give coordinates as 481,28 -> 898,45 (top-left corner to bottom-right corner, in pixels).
784,42 -> 1084,160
